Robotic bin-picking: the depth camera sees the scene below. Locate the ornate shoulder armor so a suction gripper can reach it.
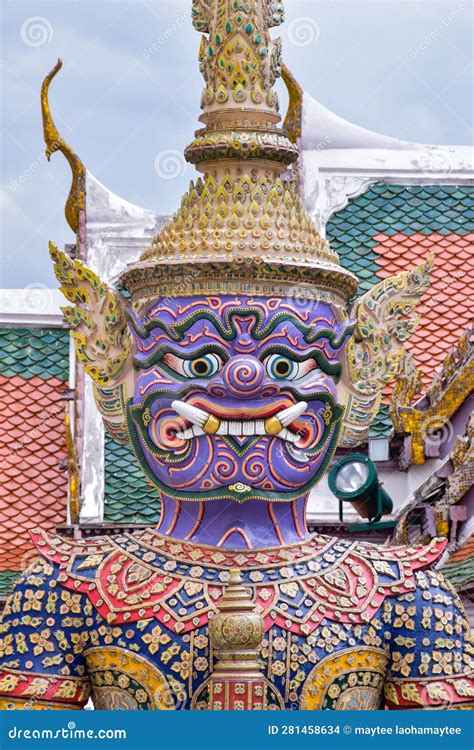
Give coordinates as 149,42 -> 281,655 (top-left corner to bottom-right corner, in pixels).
383,569 -> 474,710
0,554 -> 92,710
30,529 -> 446,636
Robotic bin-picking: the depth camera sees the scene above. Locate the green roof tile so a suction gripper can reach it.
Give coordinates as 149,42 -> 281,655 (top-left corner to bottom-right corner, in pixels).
0,327 -> 69,380
369,404 -> 393,439
104,436 -> 162,523
327,183 -> 474,438
0,570 -> 20,597
327,184 -> 474,295
441,557 -> 474,590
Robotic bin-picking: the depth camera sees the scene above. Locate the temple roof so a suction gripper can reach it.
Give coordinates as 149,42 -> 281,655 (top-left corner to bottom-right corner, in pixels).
300,90 -> 423,151
441,536 -> 474,592
298,89 -> 473,186
1,326 -> 69,379
327,183 -> 473,436
0,326 -> 69,594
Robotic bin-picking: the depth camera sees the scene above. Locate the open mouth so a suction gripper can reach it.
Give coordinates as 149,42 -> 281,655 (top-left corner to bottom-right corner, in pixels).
171,399 -> 308,446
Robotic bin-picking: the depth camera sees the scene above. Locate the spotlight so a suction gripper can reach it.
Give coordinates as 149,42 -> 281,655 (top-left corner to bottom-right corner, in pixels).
328,453 -> 393,524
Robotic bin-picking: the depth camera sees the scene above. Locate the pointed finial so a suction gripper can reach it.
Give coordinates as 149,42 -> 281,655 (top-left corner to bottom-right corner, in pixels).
186,0 -> 297,173
120,0 -> 359,307
41,59 -> 85,233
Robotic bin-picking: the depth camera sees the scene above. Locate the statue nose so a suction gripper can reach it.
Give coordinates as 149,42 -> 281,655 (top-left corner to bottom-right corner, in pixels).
216,356 -> 265,399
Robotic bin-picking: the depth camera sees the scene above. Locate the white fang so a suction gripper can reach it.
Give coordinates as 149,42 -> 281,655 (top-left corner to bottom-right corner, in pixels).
277,401 -> 307,427
172,400 -> 209,428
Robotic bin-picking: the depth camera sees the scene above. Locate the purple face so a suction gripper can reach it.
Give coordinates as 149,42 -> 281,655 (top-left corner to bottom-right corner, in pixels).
126,295 -> 353,503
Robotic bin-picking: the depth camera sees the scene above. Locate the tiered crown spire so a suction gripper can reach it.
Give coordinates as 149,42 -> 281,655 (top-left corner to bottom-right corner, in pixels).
185,0 -> 297,171
120,0 -> 358,306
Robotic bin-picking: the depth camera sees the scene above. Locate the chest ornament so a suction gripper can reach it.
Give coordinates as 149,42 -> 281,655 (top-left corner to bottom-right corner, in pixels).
30,530 -> 446,636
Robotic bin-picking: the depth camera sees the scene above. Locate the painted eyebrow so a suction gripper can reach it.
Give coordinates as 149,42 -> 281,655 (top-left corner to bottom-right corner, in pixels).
133,343 -> 231,370
257,344 -> 342,381
129,307 -> 354,348
128,309 -> 225,341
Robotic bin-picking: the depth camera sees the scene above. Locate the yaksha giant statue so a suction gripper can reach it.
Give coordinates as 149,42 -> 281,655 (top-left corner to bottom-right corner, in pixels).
0,0 -> 472,711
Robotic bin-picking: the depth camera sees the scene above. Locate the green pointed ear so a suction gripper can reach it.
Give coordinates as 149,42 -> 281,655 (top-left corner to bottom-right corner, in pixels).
338,253 -> 434,447
50,242 -> 134,443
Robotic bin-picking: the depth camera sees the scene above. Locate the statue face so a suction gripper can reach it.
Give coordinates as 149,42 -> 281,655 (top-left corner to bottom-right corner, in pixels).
127,295 -> 353,502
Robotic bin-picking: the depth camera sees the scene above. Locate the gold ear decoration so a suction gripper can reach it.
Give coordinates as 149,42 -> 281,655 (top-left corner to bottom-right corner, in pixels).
282,64 -> 303,144
49,242 -> 132,387
41,59 -> 85,233
50,243 -> 133,442
389,350 -> 422,433
339,253 -> 435,446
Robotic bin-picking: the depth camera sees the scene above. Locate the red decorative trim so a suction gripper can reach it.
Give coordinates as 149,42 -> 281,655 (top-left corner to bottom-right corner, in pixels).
385,675 -> 474,709
0,668 -> 89,706
32,527 -> 446,571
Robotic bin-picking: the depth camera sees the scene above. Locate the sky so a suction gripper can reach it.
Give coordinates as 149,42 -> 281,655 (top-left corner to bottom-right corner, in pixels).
1,0 -> 472,288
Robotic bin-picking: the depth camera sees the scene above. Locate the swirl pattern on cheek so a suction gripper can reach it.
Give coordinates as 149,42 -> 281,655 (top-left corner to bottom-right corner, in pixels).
242,454 -> 267,483
210,452 -> 239,485
149,408 -> 192,460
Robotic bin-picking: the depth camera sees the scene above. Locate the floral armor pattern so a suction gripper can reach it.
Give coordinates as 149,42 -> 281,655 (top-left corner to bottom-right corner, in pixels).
0,530 -> 472,711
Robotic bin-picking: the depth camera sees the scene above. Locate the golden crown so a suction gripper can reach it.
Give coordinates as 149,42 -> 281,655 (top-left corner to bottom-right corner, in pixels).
119,0 -> 358,306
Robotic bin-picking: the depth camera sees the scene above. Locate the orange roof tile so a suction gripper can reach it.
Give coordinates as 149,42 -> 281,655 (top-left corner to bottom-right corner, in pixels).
0,375 -> 68,572
447,535 -> 474,564
374,232 -> 474,388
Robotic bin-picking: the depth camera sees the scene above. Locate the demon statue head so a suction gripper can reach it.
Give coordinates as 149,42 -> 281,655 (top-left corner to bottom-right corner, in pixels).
49,0 -> 432,521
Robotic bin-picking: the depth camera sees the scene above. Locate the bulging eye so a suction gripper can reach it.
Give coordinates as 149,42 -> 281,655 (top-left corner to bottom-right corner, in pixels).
264,355 -> 320,381
163,352 -> 223,378
265,354 -> 300,380
183,354 -> 222,378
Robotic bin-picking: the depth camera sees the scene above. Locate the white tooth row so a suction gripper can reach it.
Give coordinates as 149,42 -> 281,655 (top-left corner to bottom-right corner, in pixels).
176,425 -> 206,440
175,421 -> 300,443
171,400 -> 305,444
218,419 -> 266,436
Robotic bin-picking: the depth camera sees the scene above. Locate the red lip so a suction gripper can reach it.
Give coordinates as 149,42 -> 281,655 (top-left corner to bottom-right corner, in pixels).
187,395 -> 296,421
